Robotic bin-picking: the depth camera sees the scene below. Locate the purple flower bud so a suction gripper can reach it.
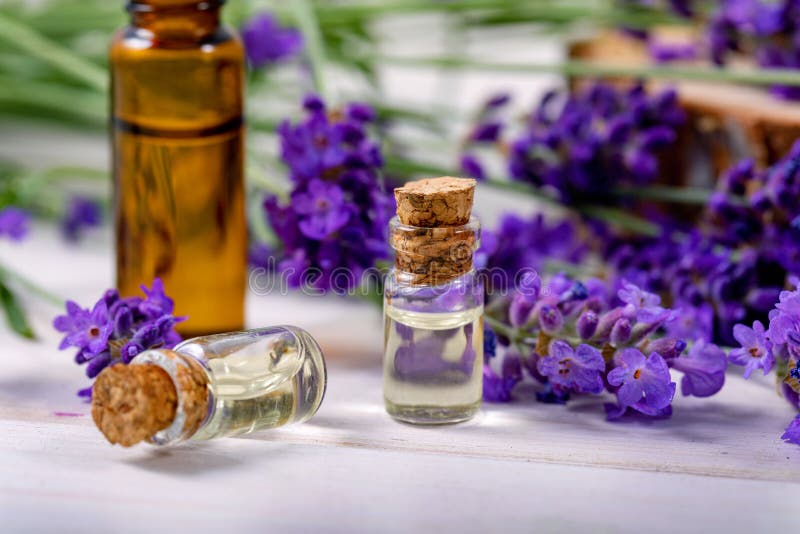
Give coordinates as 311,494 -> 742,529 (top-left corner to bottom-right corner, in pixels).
645,338 -> 687,363
302,93 -> 325,113
460,154 -> 486,181
470,122 -> 503,142
539,305 -> 564,334
485,93 -> 511,110
576,310 -> 599,340
120,342 -> 144,363
346,103 -> 375,123
86,351 -> 112,379
610,318 -> 632,346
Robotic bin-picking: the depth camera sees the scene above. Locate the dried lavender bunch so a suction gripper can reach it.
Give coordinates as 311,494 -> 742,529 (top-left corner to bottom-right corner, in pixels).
53,279 -> 183,398
484,274 -> 726,420
728,282 -> 800,445
258,95 -> 393,293
461,82 -> 684,205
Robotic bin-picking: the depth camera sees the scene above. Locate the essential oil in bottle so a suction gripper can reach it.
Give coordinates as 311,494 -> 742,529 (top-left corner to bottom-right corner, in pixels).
91,326 -> 327,446
383,177 -> 484,424
111,0 -> 247,336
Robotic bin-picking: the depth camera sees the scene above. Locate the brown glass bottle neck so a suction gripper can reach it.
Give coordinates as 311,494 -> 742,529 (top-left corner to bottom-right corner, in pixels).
127,1 -> 223,39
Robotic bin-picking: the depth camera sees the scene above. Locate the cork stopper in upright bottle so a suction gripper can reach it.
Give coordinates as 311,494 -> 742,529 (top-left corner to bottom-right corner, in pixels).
392,177 -> 478,286
91,352 -> 210,447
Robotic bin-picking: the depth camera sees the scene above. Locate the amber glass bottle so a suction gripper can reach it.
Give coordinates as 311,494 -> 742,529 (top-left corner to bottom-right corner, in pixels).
111,0 -> 246,336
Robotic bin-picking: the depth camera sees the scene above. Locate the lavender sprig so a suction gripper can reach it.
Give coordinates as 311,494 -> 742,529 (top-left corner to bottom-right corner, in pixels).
53,279 -> 184,398
484,274 -> 725,419
462,82 -> 684,206
259,94 -> 393,292
728,281 -> 800,445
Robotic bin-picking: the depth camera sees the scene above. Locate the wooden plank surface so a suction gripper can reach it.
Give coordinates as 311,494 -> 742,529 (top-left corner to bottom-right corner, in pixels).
0,226 -> 798,532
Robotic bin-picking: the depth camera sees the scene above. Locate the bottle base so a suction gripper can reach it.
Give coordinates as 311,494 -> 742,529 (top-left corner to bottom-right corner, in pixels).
384,399 -> 480,425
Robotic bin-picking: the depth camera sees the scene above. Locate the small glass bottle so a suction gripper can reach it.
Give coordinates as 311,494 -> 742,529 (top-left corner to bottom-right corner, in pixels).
111,0 -> 247,337
91,326 -> 327,447
383,178 -> 484,424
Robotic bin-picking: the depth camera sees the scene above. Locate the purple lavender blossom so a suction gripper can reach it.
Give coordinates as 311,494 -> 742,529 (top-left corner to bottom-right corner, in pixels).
783,415 -> 800,445
670,340 -> 727,397
484,353 -> 522,402
61,196 -> 102,242
606,349 -> 676,419
53,279 -> 184,396
728,320 -> 774,378
241,13 -> 303,69
537,340 -> 605,395
0,206 -> 29,241
464,83 -> 684,205
481,213 -> 587,289
262,95 -> 392,292
618,280 -> 668,323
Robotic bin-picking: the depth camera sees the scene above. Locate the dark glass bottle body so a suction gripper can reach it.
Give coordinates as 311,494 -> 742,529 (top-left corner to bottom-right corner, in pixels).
111,0 -> 246,336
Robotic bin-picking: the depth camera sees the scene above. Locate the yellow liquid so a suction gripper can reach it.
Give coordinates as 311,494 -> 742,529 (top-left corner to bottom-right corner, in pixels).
182,328 -> 326,440
383,304 -> 483,424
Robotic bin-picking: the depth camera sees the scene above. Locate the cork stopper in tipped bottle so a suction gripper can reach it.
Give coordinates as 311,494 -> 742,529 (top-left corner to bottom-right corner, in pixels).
392,177 -> 478,285
91,355 -> 210,447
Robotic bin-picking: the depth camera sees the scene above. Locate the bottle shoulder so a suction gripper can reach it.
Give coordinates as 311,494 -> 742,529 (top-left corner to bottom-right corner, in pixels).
110,24 -> 243,59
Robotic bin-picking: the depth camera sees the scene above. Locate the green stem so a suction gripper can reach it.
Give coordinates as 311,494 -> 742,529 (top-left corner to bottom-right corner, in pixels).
0,75 -> 106,125
0,262 -> 64,307
0,12 -> 107,92
369,54 -> 800,88
292,0 -> 329,98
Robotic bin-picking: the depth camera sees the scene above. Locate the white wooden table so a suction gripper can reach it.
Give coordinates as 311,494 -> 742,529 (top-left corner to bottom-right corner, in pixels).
1,225 -> 799,533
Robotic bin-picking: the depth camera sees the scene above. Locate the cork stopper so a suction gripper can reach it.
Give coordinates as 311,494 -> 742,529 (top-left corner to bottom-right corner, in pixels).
392,177 -> 479,285
91,352 -> 210,447
394,177 -> 476,227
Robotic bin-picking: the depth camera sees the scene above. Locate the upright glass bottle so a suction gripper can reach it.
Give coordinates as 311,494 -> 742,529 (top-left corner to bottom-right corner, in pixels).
111,0 -> 246,336
383,177 -> 484,425
91,326 -> 327,446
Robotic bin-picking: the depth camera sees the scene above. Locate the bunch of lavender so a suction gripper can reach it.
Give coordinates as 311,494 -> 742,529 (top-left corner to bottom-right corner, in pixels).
728,282 -> 800,445
484,274 -> 727,419
241,13 -> 303,69
607,140 -> 800,345
461,83 -> 685,205
478,212 -> 589,289
259,95 -> 393,292
706,0 -> 800,99
53,279 -> 183,398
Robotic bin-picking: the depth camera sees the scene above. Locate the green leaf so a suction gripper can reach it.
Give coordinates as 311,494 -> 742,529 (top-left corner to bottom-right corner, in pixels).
0,279 -> 35,340
0,12 -> 107,92
291,0 -> 330,98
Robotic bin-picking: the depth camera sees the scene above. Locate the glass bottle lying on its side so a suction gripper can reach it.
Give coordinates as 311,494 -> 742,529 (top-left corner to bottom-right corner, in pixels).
90,326 -> 327,447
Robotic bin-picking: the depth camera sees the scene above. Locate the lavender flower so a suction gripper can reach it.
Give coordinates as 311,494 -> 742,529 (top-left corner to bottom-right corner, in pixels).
728,320 -> 774,378
0,206 -> 29,241
53,279 -> 184,396
606,349 -> 676,419
61,196 -> 102,242
463,83 -> 684,204
241,13 -> 303,69
670,340 -> 727,397
783,416 -> 800,445
537,341 -> 605,395
485,274 -> 719,419
480,213 -> 587,289
261,95 -> 392,292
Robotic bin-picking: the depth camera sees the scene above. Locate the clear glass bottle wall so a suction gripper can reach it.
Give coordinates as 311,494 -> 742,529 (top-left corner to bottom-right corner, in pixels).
133,326 -> 327,445
383,217 -> 484,424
